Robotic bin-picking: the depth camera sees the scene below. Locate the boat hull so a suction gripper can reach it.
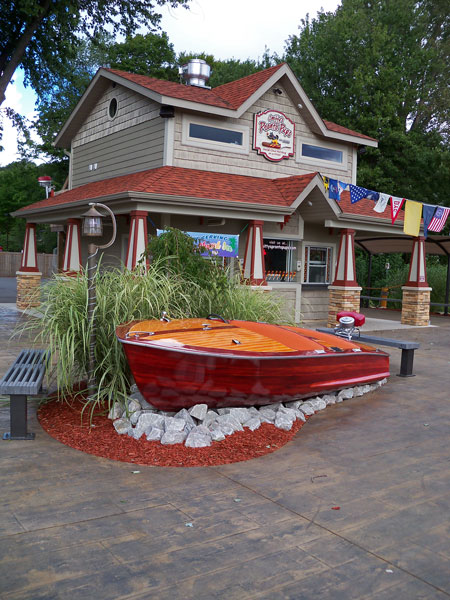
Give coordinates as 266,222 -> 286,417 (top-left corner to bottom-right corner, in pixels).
118,320 -> 389,410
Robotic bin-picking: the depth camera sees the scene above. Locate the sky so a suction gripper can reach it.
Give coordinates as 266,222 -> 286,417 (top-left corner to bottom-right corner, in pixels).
0,0 -> 340,167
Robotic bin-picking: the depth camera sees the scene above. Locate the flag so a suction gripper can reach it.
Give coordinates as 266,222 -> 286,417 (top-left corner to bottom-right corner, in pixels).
373,193 -> 390,214
322,176 -> 329,193
422,204 -> 437,238
349,184 -> 379,203
328,179 -> 340,200
403,200 -> 422,236
391,196 -> 405,224
338,181 -> 348,198
428,206 -> 450,233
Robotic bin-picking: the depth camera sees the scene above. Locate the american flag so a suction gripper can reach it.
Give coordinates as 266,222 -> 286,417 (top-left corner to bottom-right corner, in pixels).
428,206 -> 450,233
349,184 -> 379,203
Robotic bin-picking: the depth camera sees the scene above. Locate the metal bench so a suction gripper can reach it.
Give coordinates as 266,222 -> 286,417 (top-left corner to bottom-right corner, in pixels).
316,328 -> 420,377
0,349 -> 47,440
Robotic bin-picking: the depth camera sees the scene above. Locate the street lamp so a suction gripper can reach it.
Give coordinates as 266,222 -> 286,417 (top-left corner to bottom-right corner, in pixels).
81,202 -> 117,397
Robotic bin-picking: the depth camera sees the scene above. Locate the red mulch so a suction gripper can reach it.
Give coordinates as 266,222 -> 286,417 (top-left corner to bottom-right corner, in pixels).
38,397 -> 308,467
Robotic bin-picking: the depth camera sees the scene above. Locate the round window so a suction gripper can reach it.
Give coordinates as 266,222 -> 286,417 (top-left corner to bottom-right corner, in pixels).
108,97 -> 118,119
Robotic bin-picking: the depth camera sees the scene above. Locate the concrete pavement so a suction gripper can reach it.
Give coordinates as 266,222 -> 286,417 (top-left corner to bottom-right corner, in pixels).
1,305 -> 449,599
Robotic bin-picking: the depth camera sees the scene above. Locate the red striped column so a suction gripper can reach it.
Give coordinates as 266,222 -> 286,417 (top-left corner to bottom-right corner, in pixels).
327,228 -> 361,326
125,210 -> 149,270
401,236 -> 431,326
243,220 -> 266,285
62,219 -> 82,275
19,223 -> 39,273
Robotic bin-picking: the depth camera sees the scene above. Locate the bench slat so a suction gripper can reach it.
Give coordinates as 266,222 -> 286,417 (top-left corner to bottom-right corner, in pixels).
316,328 -> 419,350
0,350 -> 46,395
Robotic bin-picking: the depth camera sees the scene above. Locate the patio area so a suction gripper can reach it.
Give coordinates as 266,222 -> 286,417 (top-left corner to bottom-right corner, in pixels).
1,304 -> 449,599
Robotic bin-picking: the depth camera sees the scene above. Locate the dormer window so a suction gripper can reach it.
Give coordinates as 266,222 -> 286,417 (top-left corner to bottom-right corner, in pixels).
182,116 -> 249,155
108,97 -> 118,119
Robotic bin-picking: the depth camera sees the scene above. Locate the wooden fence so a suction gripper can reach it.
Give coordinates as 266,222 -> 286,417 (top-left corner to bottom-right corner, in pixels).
0,252 -> 55,277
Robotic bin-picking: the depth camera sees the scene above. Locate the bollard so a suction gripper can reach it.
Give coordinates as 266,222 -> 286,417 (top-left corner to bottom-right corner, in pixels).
380,287 -> 388,309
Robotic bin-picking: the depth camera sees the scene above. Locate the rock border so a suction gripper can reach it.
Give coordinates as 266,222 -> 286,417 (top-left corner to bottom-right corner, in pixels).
109,380 -> 388,449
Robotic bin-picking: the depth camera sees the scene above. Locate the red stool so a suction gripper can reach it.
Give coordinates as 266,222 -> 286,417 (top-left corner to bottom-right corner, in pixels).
336,311 -> 365,327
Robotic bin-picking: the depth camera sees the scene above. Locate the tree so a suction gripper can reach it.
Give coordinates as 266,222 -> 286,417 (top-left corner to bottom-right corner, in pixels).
284,0 -> 450,204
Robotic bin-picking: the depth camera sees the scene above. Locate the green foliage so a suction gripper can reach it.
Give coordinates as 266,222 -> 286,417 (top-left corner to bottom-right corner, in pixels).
284,0 -> 450,205
0,160 -> 66,251
23,254 -> 284,410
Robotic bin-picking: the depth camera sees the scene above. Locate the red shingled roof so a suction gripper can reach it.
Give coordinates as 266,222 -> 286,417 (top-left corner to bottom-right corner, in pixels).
106,65 -> 376,142
17,167 -> 319,213
323,120 -> 377,143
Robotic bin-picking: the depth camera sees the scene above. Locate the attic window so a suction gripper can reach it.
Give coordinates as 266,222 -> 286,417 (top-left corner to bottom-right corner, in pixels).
182,115 -> 249,155
108,97 -> 118,119
302,144 -> 343,163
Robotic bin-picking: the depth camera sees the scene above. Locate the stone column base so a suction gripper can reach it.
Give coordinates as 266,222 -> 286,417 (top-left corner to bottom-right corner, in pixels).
16,271 -> 42,310
327,285 -> 362,328
401,286 -> 431,326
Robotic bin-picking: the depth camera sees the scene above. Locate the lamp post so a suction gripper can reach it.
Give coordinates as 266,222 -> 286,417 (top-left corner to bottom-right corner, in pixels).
81,203 -> 117,397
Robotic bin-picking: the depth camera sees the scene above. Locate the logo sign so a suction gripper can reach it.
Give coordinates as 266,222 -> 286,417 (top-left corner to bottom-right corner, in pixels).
253,110 -> 295,162
157,230 -> 239,258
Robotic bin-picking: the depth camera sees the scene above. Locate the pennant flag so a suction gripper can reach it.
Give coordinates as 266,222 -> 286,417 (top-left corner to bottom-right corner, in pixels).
422,204 -> 437,238
322,176 -> 330,193
391,196 -> 405,224
428,206 -> 450,233
403,200 -> 423,236
328,178 -> 340,201
349,184 -> 379,203
374,193 -> 391,214
338,181 -> 348,198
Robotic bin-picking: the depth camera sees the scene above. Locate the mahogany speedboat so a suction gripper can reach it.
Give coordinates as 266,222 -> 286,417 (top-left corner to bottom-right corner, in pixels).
116,315 -> 389,411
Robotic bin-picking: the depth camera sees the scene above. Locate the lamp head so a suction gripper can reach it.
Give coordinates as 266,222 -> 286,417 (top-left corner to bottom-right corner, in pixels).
82,204 -> 103,237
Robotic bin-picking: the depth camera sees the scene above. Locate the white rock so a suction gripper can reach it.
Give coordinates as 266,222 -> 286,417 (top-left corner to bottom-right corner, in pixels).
298,402 -> 315,416
215,422 -> 235,437
216,414 -> 244,432
275,412 -> 295,431
108,402 -> 123,420
160,431 -> 187,445
164,417 -> 186,432
146,427 -> 163,441
137,412 -> 165,430
338,388 -> 354,401
258,407 -> 276,422
278,406 -> 297,419
210,427 -> 226,442
130,410 -> 141,426
113,418 -> 131,434
188,404 -> 208,421
130,383 -> 138,394
203,410 -> 219,427
295,409 -> 306,422
217,408 -> 229,415
174,408 -> 196,427
322,394 -> 337,405
285,400 -> 303,410
309,398 -> 327,411
127,399 -> 141,413
245,417 -> 261,431
229,407 -> 251,424
185,431 -> 212,448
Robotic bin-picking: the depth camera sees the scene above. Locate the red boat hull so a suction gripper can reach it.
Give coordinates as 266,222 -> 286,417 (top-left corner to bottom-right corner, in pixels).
119,327 -> 389,410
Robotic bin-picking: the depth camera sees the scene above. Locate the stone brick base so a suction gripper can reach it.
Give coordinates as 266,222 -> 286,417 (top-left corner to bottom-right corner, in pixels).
401,286 -> 431,326
327,285 -> 362,328
16,272 -> 42,310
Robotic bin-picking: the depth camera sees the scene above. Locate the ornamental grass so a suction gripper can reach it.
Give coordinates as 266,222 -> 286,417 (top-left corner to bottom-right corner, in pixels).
23,256 -> 284,414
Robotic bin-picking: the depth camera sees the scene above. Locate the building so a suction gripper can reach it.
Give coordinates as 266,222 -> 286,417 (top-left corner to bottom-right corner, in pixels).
13,60 -> 429,325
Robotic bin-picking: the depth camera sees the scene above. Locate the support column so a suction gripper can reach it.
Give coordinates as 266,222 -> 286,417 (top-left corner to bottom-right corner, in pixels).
62,218 -> 82,275
327,228 -> 361,326
243,220 -> 266,285
16,223 -> 42,309
401,236 -> 431,326
125,210 -> 149,270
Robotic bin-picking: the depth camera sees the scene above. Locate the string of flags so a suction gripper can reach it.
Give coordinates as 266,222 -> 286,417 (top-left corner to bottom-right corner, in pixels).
322,176 -> 450,238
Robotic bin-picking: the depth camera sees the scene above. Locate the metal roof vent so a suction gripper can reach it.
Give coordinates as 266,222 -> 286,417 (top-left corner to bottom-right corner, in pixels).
179,59 -> 211,88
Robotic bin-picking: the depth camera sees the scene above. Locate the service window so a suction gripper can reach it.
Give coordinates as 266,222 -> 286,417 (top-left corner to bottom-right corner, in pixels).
303,246 -> 333,284
263,238 -> 298,282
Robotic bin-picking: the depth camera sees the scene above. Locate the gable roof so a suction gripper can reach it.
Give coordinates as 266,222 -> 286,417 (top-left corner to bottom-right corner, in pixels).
55,63 -> 378,149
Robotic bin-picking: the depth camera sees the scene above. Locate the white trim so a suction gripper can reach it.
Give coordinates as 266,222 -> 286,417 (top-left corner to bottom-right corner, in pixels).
163,118 -> 174,166
181,115 -> 249,155
301,241 -> 336,285
324,218 -> 405,235
296,136 -> 347,171
352,147 -> 358,184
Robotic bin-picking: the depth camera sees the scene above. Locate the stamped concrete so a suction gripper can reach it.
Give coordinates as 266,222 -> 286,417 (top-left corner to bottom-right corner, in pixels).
0,305 -> 449,599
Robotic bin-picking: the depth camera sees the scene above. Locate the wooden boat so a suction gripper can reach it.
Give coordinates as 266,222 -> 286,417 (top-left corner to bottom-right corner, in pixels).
116,316 -> 390,411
